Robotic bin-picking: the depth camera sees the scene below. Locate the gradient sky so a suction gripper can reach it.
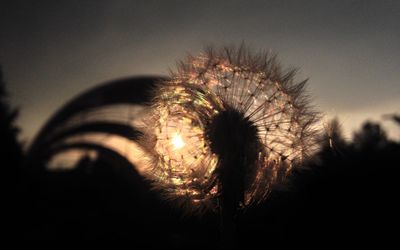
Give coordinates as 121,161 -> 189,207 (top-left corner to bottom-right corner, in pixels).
1,0 -> 399,143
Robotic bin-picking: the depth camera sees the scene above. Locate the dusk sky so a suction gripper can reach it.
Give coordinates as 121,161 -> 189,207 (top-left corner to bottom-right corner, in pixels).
1,0 -> 399,143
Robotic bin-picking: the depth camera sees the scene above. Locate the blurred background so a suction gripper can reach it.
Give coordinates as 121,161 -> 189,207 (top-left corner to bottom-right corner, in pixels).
1,0 -> 399,247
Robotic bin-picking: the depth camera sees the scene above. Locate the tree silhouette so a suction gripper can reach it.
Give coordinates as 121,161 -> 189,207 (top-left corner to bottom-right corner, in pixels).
0,67 -> 22,169
353,121 -> 388,150
1,67 -> 23,243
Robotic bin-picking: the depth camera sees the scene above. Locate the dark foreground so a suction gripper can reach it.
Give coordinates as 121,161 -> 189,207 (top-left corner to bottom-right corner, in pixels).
3,121 -> 399,249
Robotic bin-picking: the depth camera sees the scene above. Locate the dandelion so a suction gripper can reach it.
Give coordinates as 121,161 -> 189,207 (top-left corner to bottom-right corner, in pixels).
140,45 -> 320,214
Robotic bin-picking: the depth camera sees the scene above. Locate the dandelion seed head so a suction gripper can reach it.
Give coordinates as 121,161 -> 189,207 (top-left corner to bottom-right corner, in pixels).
141,45 -> 320,213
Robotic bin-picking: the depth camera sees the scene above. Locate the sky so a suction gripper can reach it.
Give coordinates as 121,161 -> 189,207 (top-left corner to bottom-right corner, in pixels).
1,0 -> 399,143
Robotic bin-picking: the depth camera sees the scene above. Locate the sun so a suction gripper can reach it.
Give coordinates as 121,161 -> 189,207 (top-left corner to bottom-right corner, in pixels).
171,133 -> 186,150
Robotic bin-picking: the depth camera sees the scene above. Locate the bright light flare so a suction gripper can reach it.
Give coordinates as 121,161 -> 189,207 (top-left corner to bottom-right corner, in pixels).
171,133 -> 185,150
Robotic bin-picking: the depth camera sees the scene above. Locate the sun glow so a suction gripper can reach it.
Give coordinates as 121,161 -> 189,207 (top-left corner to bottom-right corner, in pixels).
171,133 -> 185,150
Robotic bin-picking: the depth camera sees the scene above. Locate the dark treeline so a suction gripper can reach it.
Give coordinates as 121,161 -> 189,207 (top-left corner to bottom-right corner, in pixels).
2,71 -> 399,248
